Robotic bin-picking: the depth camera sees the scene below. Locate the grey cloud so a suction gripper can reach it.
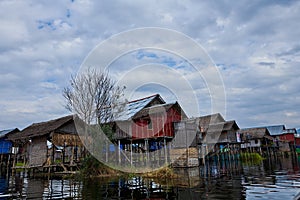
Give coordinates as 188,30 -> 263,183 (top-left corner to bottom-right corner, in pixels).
277,45 -> 300,57
0,0 -> 299,130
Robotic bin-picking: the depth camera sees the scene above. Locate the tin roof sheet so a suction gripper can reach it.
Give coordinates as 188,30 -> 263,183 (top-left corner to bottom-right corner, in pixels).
114,94 -> 164,121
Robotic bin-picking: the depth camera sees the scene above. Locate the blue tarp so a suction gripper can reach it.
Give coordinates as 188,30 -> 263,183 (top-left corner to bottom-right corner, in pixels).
0,139 -> 12,154
109,144 -> 115,152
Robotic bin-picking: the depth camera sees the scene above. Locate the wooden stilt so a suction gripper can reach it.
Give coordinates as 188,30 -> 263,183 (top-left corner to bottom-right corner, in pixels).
118,140 -> 121,165
130,140 -> 133,167
164,137 -> 167,165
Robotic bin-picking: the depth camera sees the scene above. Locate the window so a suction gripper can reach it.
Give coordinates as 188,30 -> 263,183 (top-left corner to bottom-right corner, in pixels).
147,119 -> 152,130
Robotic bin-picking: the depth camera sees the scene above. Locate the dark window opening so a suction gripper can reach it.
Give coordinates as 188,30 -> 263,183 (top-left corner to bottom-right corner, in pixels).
147,119 -> 152,129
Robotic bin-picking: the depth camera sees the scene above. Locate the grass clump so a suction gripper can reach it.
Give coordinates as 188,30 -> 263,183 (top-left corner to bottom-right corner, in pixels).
142,166 -> 177,179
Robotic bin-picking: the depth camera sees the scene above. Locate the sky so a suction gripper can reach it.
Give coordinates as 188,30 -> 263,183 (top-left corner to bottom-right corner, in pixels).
0,0 -> 299,130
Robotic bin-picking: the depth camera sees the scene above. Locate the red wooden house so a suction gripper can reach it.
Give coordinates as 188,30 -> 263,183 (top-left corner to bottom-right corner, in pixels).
131,102 -> 185,139
280,128 -> 296,144
266,125 -> 297,152
112,94 -> 187,152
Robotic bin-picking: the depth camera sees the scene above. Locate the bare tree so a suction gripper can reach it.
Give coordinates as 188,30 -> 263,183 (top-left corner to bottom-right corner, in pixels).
63,68 -> 125,125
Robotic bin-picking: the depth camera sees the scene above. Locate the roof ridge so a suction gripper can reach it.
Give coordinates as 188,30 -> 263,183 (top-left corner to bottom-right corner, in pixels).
199,113 -> 222,118
146,102 -> 176,108
25,115 -> 74,128
128,94 -> 159,103
0,128 -> 15,132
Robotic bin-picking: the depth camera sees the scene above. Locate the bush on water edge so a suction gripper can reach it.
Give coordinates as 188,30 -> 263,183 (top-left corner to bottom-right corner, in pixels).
80,155 -> 120,178
240,153 -> 264,165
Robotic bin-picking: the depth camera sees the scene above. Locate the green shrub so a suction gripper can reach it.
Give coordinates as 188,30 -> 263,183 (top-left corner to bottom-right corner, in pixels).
240,153 -> 263,165
80,155 -> 118,177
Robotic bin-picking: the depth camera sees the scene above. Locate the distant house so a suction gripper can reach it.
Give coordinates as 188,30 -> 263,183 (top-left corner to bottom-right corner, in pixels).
0,128 -> 19,157
8,115 -> 85,167
296,129 -> 300,154
172,113 -> 240,167
0,128 -> 19,167
197,113 -> 240,151
239,127 -> 273,152
281,128 -> 297,143
266,125 -> 296,152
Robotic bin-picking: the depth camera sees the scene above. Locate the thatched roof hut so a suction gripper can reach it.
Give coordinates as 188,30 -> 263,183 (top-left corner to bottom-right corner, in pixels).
198,113 -> 225,132
8,115 -> 82,146
8,115 -> 84,167
239,127 -> 271,140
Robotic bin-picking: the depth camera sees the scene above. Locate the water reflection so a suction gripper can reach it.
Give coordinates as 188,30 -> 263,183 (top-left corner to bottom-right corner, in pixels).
0,156 -> 299,199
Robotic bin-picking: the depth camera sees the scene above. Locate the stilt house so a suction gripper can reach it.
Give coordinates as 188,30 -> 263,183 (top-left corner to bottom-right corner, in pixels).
110,94 -> 187,167
112,94 -> 187,149
239,127 -> 273,153
0,128 -> 19,165
197,113 -> 240,152
266,125 -> 296,152
172,113 -> 240,167
8,115 -> 85,167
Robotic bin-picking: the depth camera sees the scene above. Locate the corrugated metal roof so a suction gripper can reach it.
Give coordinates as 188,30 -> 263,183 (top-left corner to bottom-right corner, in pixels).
114,94 -> 165,121
282,128 -> 296,134
266,125 -> 285,136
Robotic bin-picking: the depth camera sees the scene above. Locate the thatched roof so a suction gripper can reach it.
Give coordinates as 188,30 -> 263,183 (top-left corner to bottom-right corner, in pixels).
133,101 -> 188,119
0,128 -> 19,139
8,115 -> 75,140
239,127 -> 270,140
223,120 -> 239,131
205,120 -> 239,133
197,113 -> 225,132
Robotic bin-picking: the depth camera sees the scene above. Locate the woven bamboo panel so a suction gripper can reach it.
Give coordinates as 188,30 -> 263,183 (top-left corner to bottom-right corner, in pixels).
52,133 -> 83,146
170,147 -> 198,158
170,147 -> 199,167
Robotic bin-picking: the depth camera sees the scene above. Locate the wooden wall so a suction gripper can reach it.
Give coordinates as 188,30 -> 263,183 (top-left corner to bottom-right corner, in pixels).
28,136 -> 47,166
132,107 -> 182,139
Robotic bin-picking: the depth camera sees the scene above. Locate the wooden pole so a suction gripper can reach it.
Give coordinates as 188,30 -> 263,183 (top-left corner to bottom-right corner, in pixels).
130,140 -> 133,167
164,137 -> 167,165
0,154 -> 3,168
118,140 -> 121,165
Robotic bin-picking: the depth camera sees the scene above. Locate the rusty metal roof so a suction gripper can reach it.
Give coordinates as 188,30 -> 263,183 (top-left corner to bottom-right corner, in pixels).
114,94 -> 165,121
132,102 -> 188,119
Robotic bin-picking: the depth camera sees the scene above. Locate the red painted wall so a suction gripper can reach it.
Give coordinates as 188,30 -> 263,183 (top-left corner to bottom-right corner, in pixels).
131,107 -> 182,139
279,133 -> 295,143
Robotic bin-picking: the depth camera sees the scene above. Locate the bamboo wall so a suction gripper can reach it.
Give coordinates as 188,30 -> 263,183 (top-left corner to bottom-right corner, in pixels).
170,147 -> 199,167
28,136 -> 47,166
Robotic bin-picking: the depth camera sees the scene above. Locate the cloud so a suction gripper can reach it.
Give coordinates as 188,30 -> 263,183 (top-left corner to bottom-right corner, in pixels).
0,0 -> 299,130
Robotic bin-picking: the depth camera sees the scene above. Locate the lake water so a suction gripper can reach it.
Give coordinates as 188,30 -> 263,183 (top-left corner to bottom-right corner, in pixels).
1,156 -> 300,199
